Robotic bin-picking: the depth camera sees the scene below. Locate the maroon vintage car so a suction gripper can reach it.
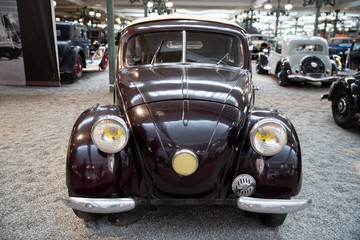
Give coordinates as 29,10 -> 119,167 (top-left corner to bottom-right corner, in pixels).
63,15 -> 311,227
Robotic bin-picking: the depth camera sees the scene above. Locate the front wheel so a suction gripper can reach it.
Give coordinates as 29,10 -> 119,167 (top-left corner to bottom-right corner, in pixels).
99,52 -> 108,70
71,55 -> 83,81
256,64 -> 267,75
331,88 -> 357,128
277,65 -> 288,87
258,213 -> 287,227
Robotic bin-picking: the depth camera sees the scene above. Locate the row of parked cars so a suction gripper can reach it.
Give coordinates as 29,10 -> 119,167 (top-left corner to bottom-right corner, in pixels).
59,16 -> 358,229
254,35 -> 359,128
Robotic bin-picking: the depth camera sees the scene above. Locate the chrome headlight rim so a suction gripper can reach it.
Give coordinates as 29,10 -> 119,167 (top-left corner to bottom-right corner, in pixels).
249,118 -> 288,157
91,115 -> 129,154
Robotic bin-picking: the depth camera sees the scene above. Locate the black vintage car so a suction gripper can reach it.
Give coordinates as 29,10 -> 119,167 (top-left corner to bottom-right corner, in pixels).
323,71 -> 360,128
56,22 -> 108,81
88,27 -> 108,46
62,15 -> 311,227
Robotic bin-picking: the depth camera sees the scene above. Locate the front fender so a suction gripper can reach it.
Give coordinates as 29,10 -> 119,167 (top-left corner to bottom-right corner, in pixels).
257,52 -> 269,68
280,58 -> 292,74
66,105 -> 140,197
60,46 -> 83,73
236,108 -> 302,199
329,77 -> 360,108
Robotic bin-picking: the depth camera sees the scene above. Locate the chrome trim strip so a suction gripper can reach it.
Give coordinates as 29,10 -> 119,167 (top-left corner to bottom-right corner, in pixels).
62,197 -> 136,214
237,197 -> 312,214
287,75 -> 339,82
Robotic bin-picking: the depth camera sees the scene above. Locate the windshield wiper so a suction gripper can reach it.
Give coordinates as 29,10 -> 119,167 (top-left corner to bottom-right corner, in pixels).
151,39 -> 164,65
216,53 -> 229,68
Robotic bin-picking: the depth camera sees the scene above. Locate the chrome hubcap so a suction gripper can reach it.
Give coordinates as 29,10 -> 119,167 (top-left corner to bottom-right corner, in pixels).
337,98 -> 347,114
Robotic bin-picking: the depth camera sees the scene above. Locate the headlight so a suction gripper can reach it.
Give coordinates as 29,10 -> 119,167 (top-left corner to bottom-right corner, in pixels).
91,116 -> 129,153
249,119 -> 287,156
172,149 -> 198,176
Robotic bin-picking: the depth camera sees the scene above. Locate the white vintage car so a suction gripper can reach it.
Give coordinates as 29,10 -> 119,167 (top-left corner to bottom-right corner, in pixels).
257,35 -> 338,87
247,34 -> 270,59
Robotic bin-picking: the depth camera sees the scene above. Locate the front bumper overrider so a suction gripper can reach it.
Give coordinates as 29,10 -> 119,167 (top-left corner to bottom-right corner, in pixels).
62,196 -> 311,214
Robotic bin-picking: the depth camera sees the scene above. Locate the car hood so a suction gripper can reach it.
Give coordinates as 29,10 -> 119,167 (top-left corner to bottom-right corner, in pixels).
118,65 -> 251,111
127,100 -> 245,198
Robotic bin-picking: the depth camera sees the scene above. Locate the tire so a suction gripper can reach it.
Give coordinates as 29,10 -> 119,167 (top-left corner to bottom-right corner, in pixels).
321,82 -> 331,88
331,88 -> 357,128
8,48 -> 22,59
99,52 -> 108,70
256,64 -> 265,74
68,192 -> 105,221
72,209 -> 104,221
277,65 -> 288,87
258,213 -> 287,227
71,55 -> 83,81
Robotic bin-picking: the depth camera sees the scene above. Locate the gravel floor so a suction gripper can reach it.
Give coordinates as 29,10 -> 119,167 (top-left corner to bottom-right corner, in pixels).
0,63 -> 359,240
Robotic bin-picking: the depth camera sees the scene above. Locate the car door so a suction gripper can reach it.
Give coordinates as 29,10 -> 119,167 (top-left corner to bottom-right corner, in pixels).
269,40 -> 282,75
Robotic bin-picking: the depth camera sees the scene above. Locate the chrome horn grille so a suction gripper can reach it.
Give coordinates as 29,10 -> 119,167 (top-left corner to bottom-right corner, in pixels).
232,174 -> 256,197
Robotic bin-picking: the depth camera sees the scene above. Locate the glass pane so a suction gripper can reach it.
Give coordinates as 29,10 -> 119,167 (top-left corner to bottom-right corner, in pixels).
125,31 -> 182,66
296,44 -> 323,52
186,31 -> 242,67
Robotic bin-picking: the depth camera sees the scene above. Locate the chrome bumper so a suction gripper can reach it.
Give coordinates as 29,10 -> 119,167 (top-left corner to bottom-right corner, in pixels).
237,197 -> 312,214
288,74 -> 339,82
62,197 -> 136,214
63,196 -> 311,215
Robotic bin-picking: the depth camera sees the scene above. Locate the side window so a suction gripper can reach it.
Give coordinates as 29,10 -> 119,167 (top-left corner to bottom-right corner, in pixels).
353,41 -> 360,51
74,27 -> 82,39
275,41 -> 282,54
82,30 -> 87,39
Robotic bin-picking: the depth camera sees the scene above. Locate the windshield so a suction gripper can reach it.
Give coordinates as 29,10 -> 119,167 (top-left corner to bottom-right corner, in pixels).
251,36 -> 267,41
125,31 -> 242,67
330,39 -> 352,44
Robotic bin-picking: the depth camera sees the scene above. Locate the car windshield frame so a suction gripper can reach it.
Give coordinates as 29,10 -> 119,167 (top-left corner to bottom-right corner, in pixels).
124,30 -> 243,68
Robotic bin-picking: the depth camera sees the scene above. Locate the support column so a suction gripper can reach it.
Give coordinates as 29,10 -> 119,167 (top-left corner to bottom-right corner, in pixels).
275,0 -> 281,37
143,0 -> 149,17
333,10 -> 339,37
313,0 -> 322,36
106,0 -> 115,89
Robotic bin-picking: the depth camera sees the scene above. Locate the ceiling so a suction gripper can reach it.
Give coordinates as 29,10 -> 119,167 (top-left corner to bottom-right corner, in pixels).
54,0 -> 360,35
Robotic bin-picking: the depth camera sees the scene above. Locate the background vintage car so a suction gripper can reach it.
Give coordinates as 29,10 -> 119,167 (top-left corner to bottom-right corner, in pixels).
247,34 -> 270,59
62,15 -> 310,227
56,22 -> 108,81
257,35 -> 338,87
328,37 -> 353,56
323,71 -> 360,128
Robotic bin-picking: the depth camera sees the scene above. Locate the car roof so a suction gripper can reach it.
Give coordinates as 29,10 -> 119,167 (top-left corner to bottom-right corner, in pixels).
123,14 -> 245,32
275,35 -> 327,45
56,21 -> 87,29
